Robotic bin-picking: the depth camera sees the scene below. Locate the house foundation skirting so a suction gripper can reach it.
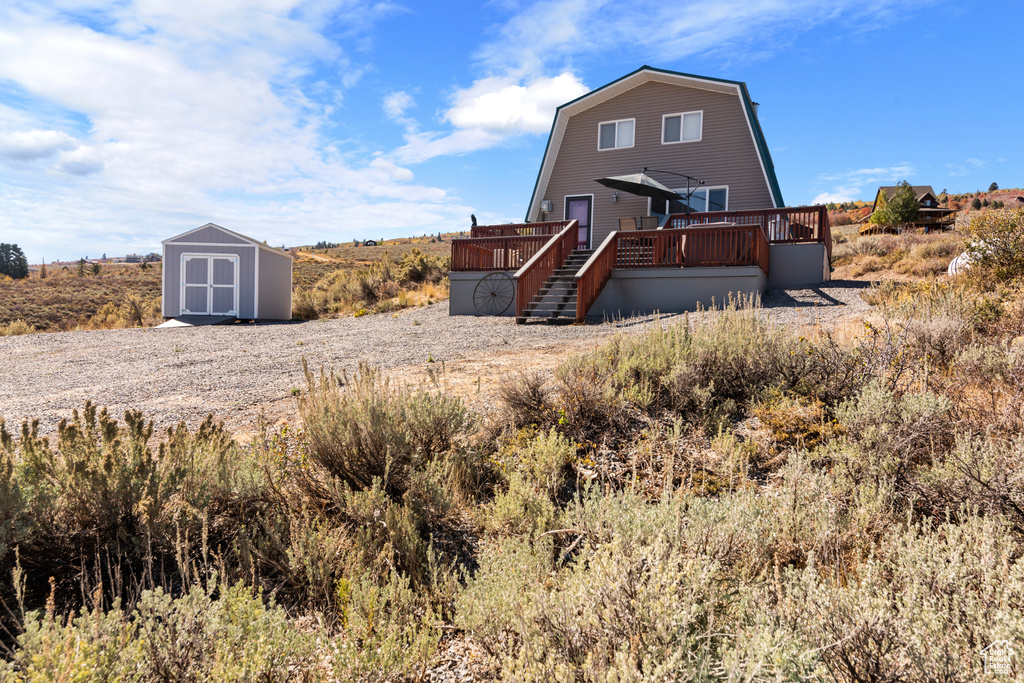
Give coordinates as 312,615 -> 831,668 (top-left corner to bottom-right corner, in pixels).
449,271 -> 518,316
586,266 -> 767,318
767,243 -> 830,290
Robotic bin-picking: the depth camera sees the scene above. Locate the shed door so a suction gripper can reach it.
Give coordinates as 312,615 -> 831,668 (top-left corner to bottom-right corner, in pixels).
181,254 -> 239,316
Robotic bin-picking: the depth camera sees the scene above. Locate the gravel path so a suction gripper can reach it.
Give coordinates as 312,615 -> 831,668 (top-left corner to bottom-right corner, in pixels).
0,281 -> 873,436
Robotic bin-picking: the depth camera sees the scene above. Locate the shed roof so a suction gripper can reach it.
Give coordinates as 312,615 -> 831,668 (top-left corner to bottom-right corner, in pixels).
162,223 -> 292,258
526,65 -> 785,220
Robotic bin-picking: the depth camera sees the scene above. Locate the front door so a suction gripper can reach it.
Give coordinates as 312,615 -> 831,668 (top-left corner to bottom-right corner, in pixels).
181,254 -> 239,316
565,196 -> 592,249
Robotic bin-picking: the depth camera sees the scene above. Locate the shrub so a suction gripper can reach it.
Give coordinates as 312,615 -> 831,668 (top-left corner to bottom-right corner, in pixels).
7,582 -> 319,681
0,320 -> 36,336
964,207 -> 1024,282
495,372 -> 556,430
830,381 -> 954,489
486,429 -> 574,537
0,404 -> 264,633
561,303 -> 805,431
297,361 -> 475,500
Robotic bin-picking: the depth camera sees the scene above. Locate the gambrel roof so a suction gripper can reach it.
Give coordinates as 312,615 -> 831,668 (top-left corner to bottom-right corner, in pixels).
526,65 -> 785,220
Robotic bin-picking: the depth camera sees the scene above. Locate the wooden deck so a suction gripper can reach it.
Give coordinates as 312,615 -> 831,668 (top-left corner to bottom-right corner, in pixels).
452,208 -> 828,322
575,224 -> 770,322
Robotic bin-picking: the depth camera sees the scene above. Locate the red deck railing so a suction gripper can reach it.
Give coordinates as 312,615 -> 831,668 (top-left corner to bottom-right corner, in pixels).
450,235 -> 554,271
665,205 -> 831,261
574,232 -> 619,323
574,224 -> 770,322
470,221 -> 568,238
513,221 -> 579,320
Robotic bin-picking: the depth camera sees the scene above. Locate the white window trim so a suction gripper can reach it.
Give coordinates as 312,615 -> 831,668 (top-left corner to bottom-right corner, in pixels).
597,118 -> 635,151
648,185 -> 729,215
661,110 -> 703,145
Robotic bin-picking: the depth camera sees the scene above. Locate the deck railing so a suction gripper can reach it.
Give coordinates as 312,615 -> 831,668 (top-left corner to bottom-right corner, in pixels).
471,221 -> 569,238
665,205 -> 831,261
575,232 -> 619,323
574,224 -> 769,322
513,220 -> 579,319
450,234 -> 554,271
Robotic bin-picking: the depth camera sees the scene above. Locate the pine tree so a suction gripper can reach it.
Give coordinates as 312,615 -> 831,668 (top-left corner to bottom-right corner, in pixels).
872,180 -> 919,225
989,182 -> 999,192
972,198 -> 983,210
0,243 -> 29,279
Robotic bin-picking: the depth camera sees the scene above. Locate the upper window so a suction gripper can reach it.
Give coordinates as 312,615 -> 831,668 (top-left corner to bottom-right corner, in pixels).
598,119 -> 635,150
662,111 -> 703,144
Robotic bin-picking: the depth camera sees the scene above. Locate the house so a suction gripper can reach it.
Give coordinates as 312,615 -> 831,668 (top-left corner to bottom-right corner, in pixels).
526,65 -> 784,249
449,66 -> 831,322
161,223 -> 293,321
868,185 -> 956,231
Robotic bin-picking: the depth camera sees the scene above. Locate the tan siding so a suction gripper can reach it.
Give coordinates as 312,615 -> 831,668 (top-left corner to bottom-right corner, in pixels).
536,81 -> 774,247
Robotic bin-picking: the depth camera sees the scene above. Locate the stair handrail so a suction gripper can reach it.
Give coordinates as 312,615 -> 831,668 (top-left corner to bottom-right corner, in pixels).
574,230 -> 620,323
513,220 -> 579,319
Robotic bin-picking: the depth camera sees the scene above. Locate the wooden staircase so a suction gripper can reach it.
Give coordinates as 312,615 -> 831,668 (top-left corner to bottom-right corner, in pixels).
516,249 -> 593,323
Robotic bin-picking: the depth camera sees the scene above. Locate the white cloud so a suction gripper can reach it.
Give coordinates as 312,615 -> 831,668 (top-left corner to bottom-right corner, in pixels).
819,165 -> 916,183
445,72 -> 586,135
812,191 -> 856,204
383,91 -> 415,121
392,0 -> 934,165
812,166 -> 916,204
0,0 -> 467,259
476,0 -> 938,72
0,129 -> 78,160
946,157 -> 986,177
393,72 -> 587,163
55,145 -> 104,175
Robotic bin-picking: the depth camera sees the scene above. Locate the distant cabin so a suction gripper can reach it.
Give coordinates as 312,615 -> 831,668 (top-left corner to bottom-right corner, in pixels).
869,185 -> 956,230
161,223 -> 293,321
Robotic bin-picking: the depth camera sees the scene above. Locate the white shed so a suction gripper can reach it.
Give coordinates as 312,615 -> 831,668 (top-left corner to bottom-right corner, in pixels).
161,223 -> 293,321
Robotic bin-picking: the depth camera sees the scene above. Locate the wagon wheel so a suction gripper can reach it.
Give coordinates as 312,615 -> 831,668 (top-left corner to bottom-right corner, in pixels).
473,273 -> 514,315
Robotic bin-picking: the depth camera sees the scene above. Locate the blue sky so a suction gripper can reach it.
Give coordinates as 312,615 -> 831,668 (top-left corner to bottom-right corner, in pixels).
0,0 -> 1019,262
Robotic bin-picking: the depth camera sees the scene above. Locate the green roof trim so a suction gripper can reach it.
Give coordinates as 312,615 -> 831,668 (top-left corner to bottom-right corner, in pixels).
525,65 -> 785,220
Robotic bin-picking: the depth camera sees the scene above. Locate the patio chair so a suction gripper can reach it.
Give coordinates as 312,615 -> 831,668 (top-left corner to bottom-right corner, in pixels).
639,216 -> 658,230
618,217 -> 637,232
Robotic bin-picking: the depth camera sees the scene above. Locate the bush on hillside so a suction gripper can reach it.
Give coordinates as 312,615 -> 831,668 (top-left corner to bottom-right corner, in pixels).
964,207 -> 1024,282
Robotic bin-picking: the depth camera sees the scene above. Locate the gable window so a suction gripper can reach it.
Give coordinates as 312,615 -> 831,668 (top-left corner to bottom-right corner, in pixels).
662,111 -> 703,144
651,186 -> 728,215
598,119 -> 635,150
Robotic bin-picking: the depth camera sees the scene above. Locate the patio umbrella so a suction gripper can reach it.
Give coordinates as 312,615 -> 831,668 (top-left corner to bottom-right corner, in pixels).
594,171 -> 683,202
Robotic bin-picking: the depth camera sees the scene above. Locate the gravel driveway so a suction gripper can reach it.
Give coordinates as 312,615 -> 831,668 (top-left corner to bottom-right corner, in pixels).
0,282 -> 873,436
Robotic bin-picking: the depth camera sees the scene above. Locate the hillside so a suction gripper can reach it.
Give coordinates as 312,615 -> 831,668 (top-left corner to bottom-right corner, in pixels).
0,240 -> 451,333
827,186 -> 1023,226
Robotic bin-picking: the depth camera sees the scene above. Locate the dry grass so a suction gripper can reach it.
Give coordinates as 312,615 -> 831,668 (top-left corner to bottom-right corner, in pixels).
0,264 -> 162,331
832,227 -> 964,280
1,241 -> 453,332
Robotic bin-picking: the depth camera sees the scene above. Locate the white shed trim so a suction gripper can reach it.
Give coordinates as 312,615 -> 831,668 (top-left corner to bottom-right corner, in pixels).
254,245 -> 260,319
178,252 -> 240,316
